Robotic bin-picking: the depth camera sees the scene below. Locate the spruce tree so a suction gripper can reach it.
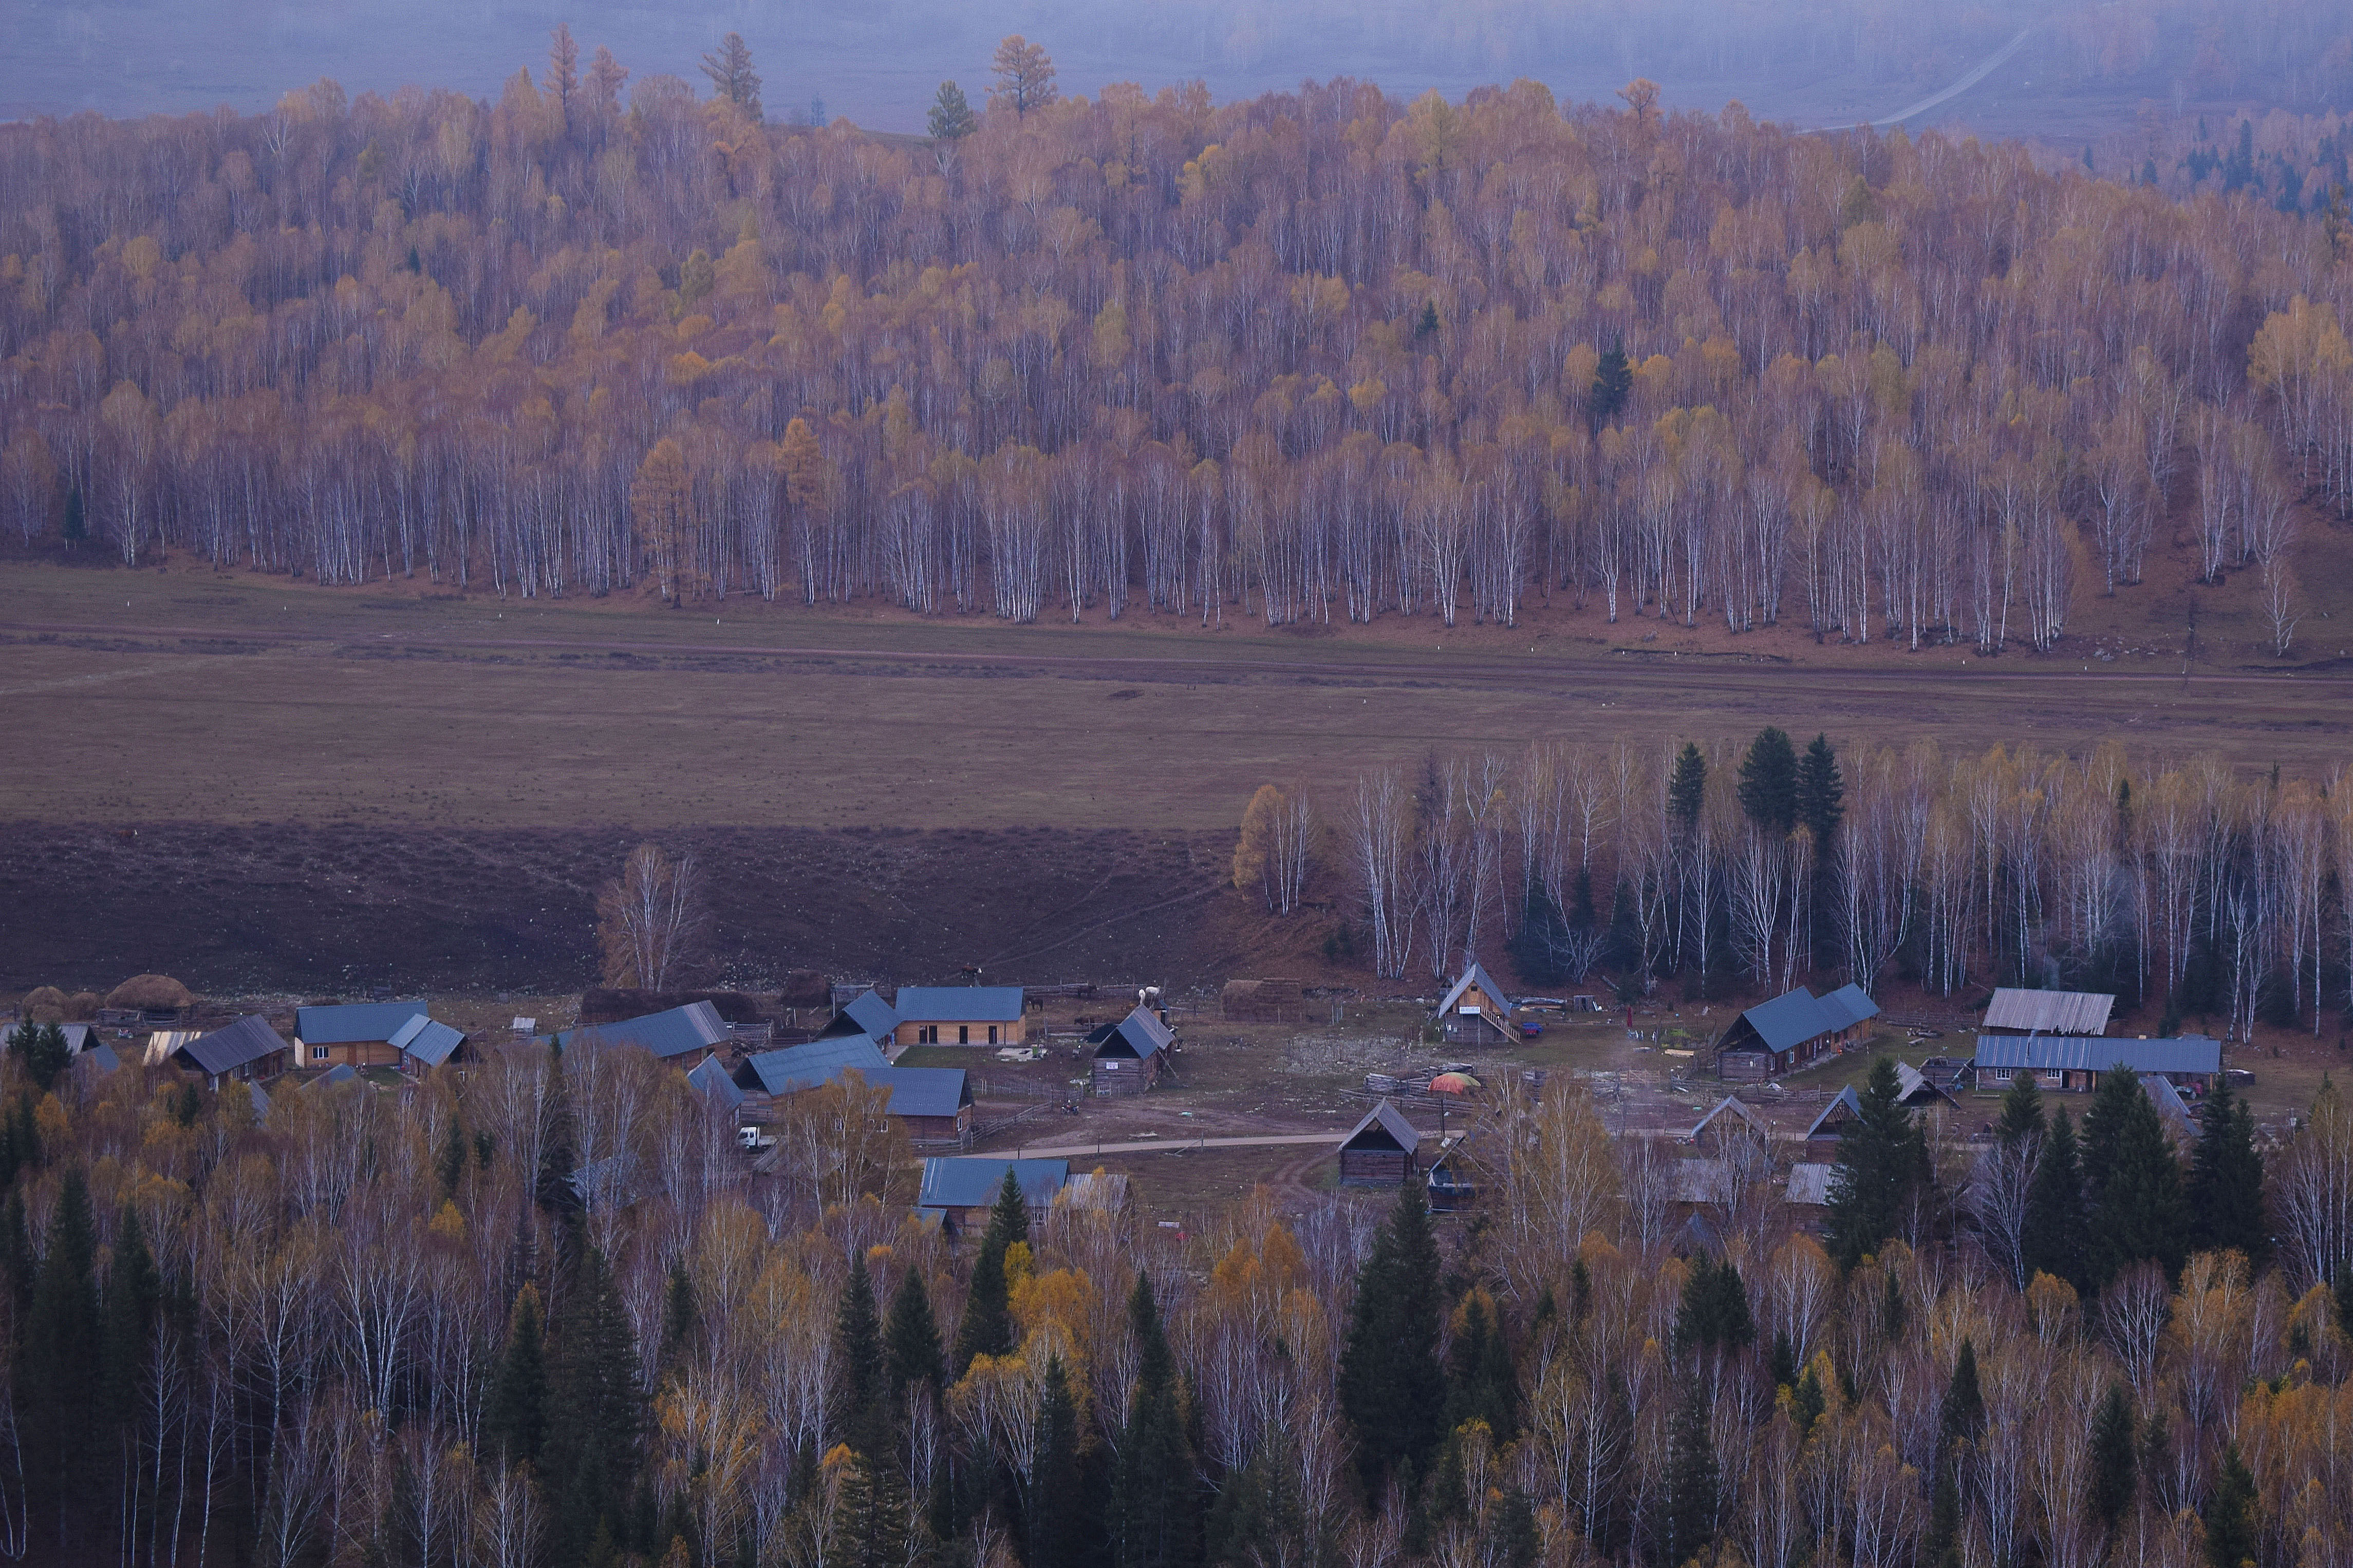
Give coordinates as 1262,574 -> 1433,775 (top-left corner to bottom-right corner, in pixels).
18,1168 -> 100,1546
2087,1384 -> 2136,1531
1030,1356 -> 1085,1568
0,1193 -> 31,1318
661,1259 -> 699,1366
1938,1340 -> 1983,1451
831,1451 -> 911,1568
1494,1482 -> 1540,1568
835,1258 -> 887,1458
953,1237 -> 1014,1377
1337,1182 -> 1446,1496
926,81 -> 978,141
1795,734 -> 1844,845
1667,745 -> 1708,837
2024,1108 -> 2087,1287
1823,1057 -> 1932,1269
484,1282 -> 550,1464
99,1205 -> 160,1430
2203,1444 -> 2256,1568
1442,1290 -> 1519,1440
2083,1066 -> 2187,1286
885,1269 -> 944,1400
1657,1379 -> 1717,1568
545,1246 -> 644,1564
1995,1075 -> 2046,1150
2185,1077 -> 2267,1266
1115,1274 -> 1197,1568
1736,728 -> 1799,835
436,1115 -> 469,1199
1590,340 -> 1632,424
7,1023 -> 68,1094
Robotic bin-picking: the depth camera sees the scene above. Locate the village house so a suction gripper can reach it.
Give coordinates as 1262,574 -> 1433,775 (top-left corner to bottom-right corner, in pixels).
892,986 -> 1026,1048
864,1068 -> 976,1147
1712,984 -> 1880,1081
554,1002 -> 731,1067
1431,962 -> 1515,1045
917,1156 -> 1070,1231
294,1000 -> 469,1073
1087,1006 -> 1173,1095
686,1055 -> 746,1112
1336,1100 -> 1423,1185
1802,1086 -> 1864,1162
1685,1094 -> 1771,1153
1971,1034 -> 2221,1094
736,1037 -> 973,1147
171,1015 -> 293,1090
738,1035 -> 891,1095
1977,988 -> 2116,1038
817,989 -> 901,1044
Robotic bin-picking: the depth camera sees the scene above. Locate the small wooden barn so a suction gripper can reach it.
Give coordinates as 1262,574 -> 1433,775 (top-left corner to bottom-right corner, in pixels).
1087,1007 -> 1173,1096
1803,1085 -> 1863,1162
1337,1099 -> 1423,1186
171,1015 -> 292,1090
1432,963 -> 1516,1044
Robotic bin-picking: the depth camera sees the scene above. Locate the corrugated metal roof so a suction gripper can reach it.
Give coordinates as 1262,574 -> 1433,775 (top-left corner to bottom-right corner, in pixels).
1091,1006 -> 1172,1061
742,1036 -> 891,1095
894,987 -> 1025,1024
1972,1035 -> 2221,1075
687,1055 -> 746,1110
1893,1062 -> 1954,1105
1786,1163 -> 1836,1204
1740,988 -> 1834,1052
296,1001 -> 430,1044
1688,1095 -> 1769,1141
1805,1085 -> 1864,1140
918,1156 -> 1069,1209
1675,1158 -> 1730,1204
868,1066 -> 969,1119
562,1002 -> 730,1059
1339,1099 -> 1422,1154
399,1019 -> 466,1068
175,1015 -> 289,1075
2142,1073 -> 2195,1136
1818,984 -> 1882,1032
1982,989 -> 2116,1035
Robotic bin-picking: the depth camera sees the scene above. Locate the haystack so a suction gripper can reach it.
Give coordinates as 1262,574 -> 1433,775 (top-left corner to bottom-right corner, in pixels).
65,992 -> 102,1021
106,974 -> 196,1011
19,986 -> 67,1023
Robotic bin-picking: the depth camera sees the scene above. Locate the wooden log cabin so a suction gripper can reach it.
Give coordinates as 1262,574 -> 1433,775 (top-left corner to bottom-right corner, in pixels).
1087,1006 -> 1172,1096
1337,1099 -> 1423,1185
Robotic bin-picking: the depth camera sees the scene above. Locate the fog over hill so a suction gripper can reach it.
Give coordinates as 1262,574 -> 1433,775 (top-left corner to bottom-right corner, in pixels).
6,0 -> 2351,136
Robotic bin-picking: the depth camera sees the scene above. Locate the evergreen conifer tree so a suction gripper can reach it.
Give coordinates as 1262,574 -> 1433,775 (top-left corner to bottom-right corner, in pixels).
2083,1066 -> 2187,1285
1823,1057 -> 1932,1269
1795,734 -> 1844,845
885,1269 -> 944,1400
436,1116 -> 469,1199
1442,1290 -> 1519,1440
1995,1076 -> 2046,1150
926,82 -> 978,141
1736,728 -> 1799,834
1030,1356 -> 1085,1568
484,1282 -> 550,1464
661,1260 -> 699,1367
1591,340 -> 1632,424
1494,1482 -> 1540,1568
6,1022 -> 68,1094
99,1204 -> 160,1430
2203,1444 -> 2256,1568
545,1247 -> 644,1564
836,1258 -> 888,1458
1658,1379 -> 1717,1568
0,1193 -> 32,1319
1338,1182 -> 1446,1495
2024,1108 -> 2088,1286
18,1168 -> 100,1545
1115,1273 -> 1197,1568
2087,1384 -> 2136,1531
1667,745 -> 1708,836
2185,1077 -> 2267,1266
1938,1340 -> 1983,1451
830,1451 -> 911,1568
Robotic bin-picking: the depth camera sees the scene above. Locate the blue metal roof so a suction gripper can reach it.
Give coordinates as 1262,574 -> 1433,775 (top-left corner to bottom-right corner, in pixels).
843,990 -> 901,1036
81,1042 -> 121,1075
1818,984 -> 1881,1032
296,1001 -> 430,1044
1090,1007 -> 1172,1061
687,1055 -> 747,1110
917,1157 -> 1068,1209
1973,1035 -> 2221,1076
395,1018 -> 466,1068
742,1035 -> 890,1095
893,986 -> 1024,1024
867,1067 -> 969,1119
561,1002 -> 729,1060
1739,988 -> 1834,1052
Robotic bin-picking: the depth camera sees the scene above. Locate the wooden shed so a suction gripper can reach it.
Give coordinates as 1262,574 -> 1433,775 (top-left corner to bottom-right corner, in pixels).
1087,1007 -> 1172,1097
1337,1099 -> 1423,1186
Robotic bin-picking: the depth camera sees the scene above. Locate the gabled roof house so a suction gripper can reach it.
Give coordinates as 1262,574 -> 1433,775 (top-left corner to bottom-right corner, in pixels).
1432,962 -> 1516,1043
1714,984 -> 1879,1081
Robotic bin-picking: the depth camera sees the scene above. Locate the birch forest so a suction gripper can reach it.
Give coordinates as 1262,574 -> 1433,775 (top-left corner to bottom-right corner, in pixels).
2,37 -> 2351,646
1330,735 -> 2353,1044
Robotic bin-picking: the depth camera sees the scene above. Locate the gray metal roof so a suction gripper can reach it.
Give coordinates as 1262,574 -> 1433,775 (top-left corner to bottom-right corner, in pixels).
1687,1095 -> 1769,1141
742,1036 -> 890,1095
1804,1085 -> 1864,1141
1675,1158 -> 1730,1204
867,1067 -> 970,1119
1786,1163 -> 1836,1204
687,1054 -> 746,1110
893,986 -> 1025,1024
1091,1006 -> 1173,1061
392,1016 -> 466,1067
79,1042 -> 121,1075
1339,1099 -> 1422,1154
2143,1072 -> 2195,1136
296,1001 -> 431,1044
1893,1062 -> 1954,1105
1972,1035 -> 2221,1076
562,1002 -> 729,1060
1732,986 -> 1875,1054
174,1015 -> 290,1075
1982,989 -> 2116,1035
917,1156 -> 1069,1209
1432,962 -> 1514,1019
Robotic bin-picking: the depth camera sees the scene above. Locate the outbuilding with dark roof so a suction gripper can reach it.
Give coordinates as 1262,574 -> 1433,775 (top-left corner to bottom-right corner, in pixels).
1337,1099 -> 1423,1185
1088,1007 -> 1173,1097
917,1156 -> 1069,1229
556,1002 -> 731,1065
172,1015 -> 293,1089
1714,985 -> 1880,1081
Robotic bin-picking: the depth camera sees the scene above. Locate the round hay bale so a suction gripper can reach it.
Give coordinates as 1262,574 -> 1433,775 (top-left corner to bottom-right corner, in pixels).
66,992 -> 101,1021
106,974 -> 196,1011
20,986 -> 67,1023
